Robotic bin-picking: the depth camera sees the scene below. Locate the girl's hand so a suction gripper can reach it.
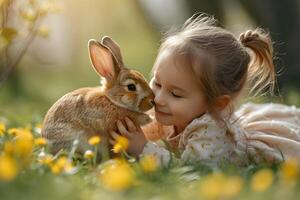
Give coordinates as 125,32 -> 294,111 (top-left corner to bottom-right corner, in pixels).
110,117 -> 147,158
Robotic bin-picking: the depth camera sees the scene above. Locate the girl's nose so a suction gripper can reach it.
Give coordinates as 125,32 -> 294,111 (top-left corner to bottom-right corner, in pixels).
154,91 -> 166,106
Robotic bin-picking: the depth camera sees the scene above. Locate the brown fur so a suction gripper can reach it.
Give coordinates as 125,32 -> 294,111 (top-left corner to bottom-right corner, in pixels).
42,87 -> 152,154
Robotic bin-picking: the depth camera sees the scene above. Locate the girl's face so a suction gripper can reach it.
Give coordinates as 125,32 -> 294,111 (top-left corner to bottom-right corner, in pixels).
151,50 -> 208,133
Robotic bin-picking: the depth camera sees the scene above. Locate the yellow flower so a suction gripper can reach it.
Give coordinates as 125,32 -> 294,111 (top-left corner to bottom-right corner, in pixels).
199,172 -> 226,199
7,128 -> 21,136
56,157 -> 67,168
281,158 -> 299,183
64,162 -> 76,174
38,154 -> 53,166
50,164 -> 61,174
16,128 -> 33,138
3,141 -> 14,155
112,136 -> 129,153
14,130 -> 33,158
222,176 -> 244,198
139,154 -> 159,173
112,143 -> 123,153
84,150 -> 94,159
88,136 -> 101,146
250,169 -> 274,192
34,137 -> 47,147
50,157 -> 67,174
0,122 -> 6,136
199,172 -> 243,199
0,155 -> 18,182
50,156 -> 74,174
100,159 -> 135,191
15,139 -> 33,154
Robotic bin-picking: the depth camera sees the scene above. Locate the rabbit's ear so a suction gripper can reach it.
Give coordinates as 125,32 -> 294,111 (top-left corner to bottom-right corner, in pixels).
88,39 -> 120,83
101,36 -> 124,67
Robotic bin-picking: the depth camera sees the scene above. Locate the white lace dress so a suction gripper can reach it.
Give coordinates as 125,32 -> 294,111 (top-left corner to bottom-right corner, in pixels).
142,102 -> 300,167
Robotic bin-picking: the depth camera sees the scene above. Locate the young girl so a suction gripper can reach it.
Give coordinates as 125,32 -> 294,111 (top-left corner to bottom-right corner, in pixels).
110,13 -> 300,167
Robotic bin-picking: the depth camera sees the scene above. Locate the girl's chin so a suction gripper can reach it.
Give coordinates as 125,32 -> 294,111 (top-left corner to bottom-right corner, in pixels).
155,112 -> 173,125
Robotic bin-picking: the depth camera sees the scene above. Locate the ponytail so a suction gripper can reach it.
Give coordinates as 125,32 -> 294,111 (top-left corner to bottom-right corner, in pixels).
239,29 -> 275,96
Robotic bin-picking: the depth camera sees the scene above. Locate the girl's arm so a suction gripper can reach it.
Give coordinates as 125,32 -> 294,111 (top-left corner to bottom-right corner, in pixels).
142,117 -> 166,141
142,122 -> 237,167
141,109 -> 167,141
111,114 -> 246,167
180,123 -> 238,166
110,116 -> 236,167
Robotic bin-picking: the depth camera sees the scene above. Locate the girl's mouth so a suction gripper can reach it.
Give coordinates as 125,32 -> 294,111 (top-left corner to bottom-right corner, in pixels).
155,108 -> 172,116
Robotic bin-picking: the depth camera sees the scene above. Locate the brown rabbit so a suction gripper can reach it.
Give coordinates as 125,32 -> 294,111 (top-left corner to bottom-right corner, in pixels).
41,36 -> 154,155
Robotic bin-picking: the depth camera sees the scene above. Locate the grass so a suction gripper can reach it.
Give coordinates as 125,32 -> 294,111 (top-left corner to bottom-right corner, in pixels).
1,119 -> 300,200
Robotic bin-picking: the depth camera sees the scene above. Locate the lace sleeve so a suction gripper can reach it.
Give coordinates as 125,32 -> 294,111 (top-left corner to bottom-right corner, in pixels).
180,123 -> 235,167
142,141 -> 174,167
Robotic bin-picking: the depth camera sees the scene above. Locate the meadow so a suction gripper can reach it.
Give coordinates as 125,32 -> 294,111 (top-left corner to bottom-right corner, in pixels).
1,1 -> 300,199
1,121 -> 300,200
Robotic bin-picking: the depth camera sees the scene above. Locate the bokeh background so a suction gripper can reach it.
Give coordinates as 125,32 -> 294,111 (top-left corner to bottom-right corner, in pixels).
1,0 -> 300,124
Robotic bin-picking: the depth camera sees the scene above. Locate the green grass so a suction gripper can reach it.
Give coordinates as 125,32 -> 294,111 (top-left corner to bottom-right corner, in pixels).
0,118 -> 300,200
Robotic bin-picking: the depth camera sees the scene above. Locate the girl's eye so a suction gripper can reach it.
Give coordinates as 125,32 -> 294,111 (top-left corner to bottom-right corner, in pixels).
127,84 -> 136,91
154,82 -> 161,88
172,92 -> 182,98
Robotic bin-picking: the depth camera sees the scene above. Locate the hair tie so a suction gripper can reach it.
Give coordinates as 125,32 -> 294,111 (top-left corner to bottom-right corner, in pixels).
239,30 -> 259,45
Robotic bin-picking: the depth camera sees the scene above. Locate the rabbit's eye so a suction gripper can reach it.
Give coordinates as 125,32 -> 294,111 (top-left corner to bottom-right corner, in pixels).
127,84 -> 136,91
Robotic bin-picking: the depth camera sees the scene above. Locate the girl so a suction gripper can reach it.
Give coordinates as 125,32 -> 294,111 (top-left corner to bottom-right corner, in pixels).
110,13 -> 300,167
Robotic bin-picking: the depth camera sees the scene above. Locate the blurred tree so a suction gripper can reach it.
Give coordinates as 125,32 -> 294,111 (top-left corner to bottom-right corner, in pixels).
0,0 -> 59,97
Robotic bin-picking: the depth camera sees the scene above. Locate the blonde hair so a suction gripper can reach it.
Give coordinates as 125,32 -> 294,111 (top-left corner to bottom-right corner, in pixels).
153,13 -> 276,122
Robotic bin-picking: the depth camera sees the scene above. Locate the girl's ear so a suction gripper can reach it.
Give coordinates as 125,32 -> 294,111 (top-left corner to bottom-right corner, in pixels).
214,95 -> 231,110
88,39 -> 119,83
